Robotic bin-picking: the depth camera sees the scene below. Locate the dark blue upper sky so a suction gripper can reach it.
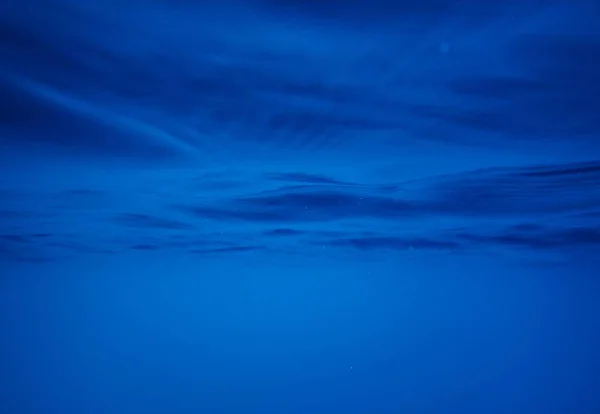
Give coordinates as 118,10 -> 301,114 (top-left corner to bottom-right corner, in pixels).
2,0 -> 600,263
1,1 -> 600,413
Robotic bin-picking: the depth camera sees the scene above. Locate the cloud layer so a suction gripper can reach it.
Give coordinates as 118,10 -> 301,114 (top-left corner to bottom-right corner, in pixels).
2,159 -> 599,263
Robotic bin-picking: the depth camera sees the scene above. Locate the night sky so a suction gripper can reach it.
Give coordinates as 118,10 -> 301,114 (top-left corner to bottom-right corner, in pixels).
1,1 -> 600,413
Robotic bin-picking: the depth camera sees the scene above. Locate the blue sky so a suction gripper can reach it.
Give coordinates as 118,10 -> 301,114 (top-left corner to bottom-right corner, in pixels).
1,1 -> 600,413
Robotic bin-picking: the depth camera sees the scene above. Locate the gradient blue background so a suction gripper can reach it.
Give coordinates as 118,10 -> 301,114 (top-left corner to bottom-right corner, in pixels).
1,1 -> 600,413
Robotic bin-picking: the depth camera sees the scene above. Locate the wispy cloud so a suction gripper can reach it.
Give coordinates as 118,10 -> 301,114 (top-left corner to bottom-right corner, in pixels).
2,0 -> 598,165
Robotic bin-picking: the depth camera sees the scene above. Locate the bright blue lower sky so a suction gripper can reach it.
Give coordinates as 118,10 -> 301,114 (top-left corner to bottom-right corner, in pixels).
1,1 -> 600,413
